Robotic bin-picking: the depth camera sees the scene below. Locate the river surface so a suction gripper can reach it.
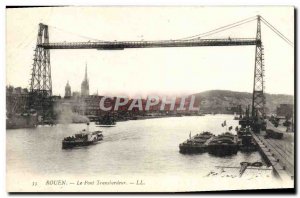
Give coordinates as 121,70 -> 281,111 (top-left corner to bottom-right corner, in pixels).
7,115 -> 273,181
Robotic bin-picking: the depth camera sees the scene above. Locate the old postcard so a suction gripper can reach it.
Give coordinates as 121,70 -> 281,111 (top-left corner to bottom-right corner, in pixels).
6,6 -> 294,192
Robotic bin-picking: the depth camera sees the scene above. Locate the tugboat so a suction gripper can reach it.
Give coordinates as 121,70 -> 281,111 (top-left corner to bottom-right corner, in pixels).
62,123 -> 103,149
207,132 -> 238,156
179,131 -> 214,154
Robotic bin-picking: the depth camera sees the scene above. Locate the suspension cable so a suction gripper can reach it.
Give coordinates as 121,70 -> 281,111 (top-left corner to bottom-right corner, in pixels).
46,15 -> 293,48
260,17 -> 294,47
178,16 -> 258,40
192,18 -> 257,40
47,25 -> 107,42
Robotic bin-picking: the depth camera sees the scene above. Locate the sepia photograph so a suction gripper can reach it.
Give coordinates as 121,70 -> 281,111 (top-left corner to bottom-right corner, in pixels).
5,6 -> 294,192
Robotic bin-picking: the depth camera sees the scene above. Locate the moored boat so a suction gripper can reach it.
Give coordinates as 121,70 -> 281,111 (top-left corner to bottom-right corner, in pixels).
237,127 -> 257,152
179,131 -> 214,154
96,114 -> 116,126
207,132 -> 238,156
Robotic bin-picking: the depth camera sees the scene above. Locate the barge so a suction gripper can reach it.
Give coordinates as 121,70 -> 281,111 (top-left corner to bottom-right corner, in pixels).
207,132 -> 239,156
179,131 -> 214,154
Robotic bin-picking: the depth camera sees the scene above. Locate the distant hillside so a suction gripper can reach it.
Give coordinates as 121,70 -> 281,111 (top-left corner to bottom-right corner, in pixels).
192,90 -> 294,114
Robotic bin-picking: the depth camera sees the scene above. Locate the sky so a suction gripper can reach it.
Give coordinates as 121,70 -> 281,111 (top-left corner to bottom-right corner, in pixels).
6,6 -> 294,97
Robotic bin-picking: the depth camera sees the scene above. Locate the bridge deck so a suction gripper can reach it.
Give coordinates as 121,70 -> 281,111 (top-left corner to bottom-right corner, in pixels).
38,38 -> 258,49
250,128 -> 294,181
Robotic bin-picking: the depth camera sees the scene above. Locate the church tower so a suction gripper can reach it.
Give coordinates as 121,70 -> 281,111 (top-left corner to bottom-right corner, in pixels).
81,64 -> 89,97
64,81 -> 71,98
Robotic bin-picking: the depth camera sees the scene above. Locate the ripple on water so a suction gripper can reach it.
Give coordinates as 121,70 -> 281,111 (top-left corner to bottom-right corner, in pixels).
7,115 -> 272,178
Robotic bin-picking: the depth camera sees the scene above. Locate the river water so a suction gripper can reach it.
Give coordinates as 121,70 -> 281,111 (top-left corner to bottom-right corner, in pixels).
7,114 -> 279,191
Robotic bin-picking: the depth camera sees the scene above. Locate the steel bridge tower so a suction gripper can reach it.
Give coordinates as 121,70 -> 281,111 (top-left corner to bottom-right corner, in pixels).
29,23 -> 53,120
252,16 -> 265,117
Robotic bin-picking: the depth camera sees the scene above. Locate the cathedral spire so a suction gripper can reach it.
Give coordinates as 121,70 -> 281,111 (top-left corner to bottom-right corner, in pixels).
81,63 -> 90,97
85,63 -> 88,81
65,80 -> 71,98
